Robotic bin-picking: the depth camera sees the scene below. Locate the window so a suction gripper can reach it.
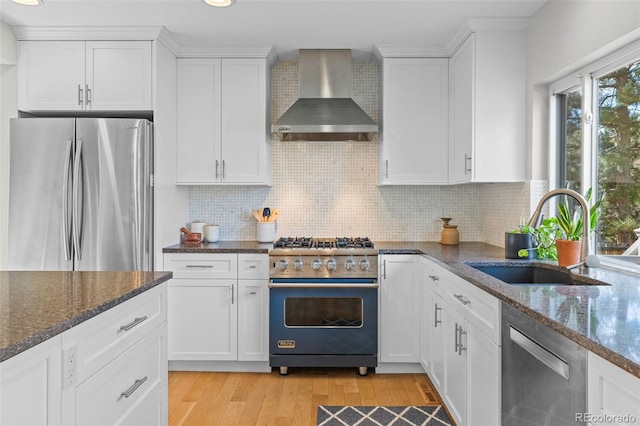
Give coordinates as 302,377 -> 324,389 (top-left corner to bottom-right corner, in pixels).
552,45 -> 640,259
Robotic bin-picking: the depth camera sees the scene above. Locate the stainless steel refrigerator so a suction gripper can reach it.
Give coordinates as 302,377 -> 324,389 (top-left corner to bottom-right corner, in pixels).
8,118 -> 153,271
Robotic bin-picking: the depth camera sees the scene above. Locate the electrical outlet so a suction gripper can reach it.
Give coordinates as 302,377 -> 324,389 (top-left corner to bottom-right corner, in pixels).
62,346 -> 77,388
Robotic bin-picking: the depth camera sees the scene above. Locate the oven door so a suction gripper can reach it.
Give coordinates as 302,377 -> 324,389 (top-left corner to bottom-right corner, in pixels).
269,281 -> 378,357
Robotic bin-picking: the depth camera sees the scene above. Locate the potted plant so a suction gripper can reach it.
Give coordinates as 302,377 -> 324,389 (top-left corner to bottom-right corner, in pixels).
554,188 -> 604,266
518,188 -> 604,265
516,220 -> 559,260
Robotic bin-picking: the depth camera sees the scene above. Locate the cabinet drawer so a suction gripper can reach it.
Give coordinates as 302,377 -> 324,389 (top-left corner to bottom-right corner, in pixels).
74,325 -> 166,426
62,284 -> 166,384
164,253 -> 237,279
238,253 -> 269,279
444,272 -> 500,344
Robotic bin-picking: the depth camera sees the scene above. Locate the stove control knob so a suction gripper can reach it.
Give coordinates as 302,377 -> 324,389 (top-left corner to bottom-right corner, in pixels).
345,258 -> 356,271
359,258 -> 371,271
276,259 -> 288,271
326,257 -> 337,272
292,257 -> 304,271
311,258 -> 322,271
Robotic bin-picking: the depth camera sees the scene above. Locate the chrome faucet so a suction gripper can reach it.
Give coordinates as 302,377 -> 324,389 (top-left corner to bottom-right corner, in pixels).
527,188 -> 592,267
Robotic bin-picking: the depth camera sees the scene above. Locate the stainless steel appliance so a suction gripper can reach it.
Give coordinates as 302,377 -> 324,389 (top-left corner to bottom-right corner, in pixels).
502,302 -> 587,425
8,118 -> 153,271
269,237 -> 378,375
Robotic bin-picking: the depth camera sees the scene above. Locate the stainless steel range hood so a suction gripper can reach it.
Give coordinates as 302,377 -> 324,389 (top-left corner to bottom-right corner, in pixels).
272,49 -> 378,142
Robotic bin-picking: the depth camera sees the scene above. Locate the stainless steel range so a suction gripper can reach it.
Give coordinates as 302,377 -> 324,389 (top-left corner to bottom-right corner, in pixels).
268,237 -> 378,376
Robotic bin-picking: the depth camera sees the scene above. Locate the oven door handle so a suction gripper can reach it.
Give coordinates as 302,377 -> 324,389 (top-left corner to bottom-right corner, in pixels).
268,283 -> 379,289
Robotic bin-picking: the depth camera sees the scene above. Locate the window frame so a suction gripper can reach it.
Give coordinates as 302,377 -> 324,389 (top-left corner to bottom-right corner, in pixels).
549,41 -> 640,267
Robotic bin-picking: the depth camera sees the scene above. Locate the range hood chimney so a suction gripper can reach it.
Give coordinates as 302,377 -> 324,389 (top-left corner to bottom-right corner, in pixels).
272,49 -> 378,141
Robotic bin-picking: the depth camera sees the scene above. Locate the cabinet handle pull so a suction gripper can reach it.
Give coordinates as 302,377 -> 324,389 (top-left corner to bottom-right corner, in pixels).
185,264 -> 213,268
120,376 -> 148,399
383,260 -> 387,279
385,160 -> 389,178
454,294 -> 471,305
428,274 -> 439,282
119,316 -> 148,332
454,322 -> 459,353
458,327 -> 467,356
222,160 -> 226,179
249,291 -> 257,295
231,284 -> 235,304
85,84 -> 91,105
249,265 -> 257,269
464,153 -> 472,174
215,160 -> 219,179
434,303 -> 442,327
77,84 -> 83,106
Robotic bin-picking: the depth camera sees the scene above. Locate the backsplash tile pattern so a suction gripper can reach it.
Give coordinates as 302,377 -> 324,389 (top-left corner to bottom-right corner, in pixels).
189,60 -> 532,245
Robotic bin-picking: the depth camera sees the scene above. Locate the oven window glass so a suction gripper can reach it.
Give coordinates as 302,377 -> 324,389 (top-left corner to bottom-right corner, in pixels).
284,297 -> 363,327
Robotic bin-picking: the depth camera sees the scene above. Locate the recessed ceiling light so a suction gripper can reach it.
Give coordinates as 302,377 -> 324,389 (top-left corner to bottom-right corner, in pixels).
204,0 -> 235,7
11,0 -> 44,5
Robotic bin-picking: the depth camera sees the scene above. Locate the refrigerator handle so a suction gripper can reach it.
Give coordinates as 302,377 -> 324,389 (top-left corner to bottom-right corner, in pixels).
72,138 -> 84,261
62,139 -> 73,261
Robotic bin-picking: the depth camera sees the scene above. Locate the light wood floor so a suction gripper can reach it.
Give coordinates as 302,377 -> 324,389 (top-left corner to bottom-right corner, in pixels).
168,368 -> 444,426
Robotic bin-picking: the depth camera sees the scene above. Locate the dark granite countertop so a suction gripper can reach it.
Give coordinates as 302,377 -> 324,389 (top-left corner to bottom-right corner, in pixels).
376,241 -> 640,379
162,240 -> 640,378
163,241 -> 271,253
0,270 -> 172,363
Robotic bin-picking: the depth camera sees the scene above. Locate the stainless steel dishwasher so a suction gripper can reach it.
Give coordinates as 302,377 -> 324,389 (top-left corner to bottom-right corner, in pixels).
502,302 -> 587,426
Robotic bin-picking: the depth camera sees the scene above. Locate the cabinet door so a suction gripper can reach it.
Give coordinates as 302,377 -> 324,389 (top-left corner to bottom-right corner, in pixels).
0,336 -> 62,426
420,260 -> 433,371
448,35 -> 474,184
168,278 -> 238,360
380,58 -> 448,185
238,279 -> 269,361
443,305 -> 466,426
18,41 -> 85,111
86,41 -> 152,111
379,255 -> 421,363
429,291 -> 446,393
221,58 -> 269,184
176,58 -> 222,184
467,322 -> 500,426
588,352 -> 640,426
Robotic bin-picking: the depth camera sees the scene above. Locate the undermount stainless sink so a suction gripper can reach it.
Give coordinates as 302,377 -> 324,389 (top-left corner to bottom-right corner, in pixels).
466,262 -> 610,286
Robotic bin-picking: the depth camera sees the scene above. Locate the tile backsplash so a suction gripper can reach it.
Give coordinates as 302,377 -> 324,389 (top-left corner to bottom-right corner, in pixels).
188,60 -> 537,245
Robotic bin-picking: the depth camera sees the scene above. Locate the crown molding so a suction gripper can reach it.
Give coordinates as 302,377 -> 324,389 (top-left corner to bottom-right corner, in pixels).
446,17 -> 530,55
373,45 -> 449,62
12,25 -> 173,42
176,44 -> 275,60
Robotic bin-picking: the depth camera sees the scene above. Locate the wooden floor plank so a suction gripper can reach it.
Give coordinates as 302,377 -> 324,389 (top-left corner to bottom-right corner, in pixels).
168,368 -> 444,426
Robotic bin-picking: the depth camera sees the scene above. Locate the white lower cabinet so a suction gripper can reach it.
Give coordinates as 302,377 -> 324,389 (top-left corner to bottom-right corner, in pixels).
168,278 -> 238,360
587,352 -> 640,426
60,283 -> 168,426
0,335 -> 62,426
163,252 -> 269,367
379,255 -> 422,365
421,257 -> 500,426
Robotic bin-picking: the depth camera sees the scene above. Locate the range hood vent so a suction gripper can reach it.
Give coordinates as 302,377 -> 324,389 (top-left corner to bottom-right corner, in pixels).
272,49 -> 378,142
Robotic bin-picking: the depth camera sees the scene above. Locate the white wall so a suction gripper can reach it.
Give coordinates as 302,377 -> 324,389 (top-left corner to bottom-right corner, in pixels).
526,0 -> 640,180
0,21 -> 17,268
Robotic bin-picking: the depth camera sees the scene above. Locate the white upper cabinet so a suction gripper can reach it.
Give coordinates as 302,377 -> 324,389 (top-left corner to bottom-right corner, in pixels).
377,54 -> 449,185
18,40 -> 152,112
448,24 -> 527,183
176,56 -> 271,185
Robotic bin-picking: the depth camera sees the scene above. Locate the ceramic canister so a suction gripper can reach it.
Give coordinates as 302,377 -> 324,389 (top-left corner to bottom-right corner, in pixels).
205,225 -> 220,243
190,221 -> 206,235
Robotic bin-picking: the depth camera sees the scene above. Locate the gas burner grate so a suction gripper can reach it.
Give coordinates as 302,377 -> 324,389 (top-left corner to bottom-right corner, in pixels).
273,237 -> 374,250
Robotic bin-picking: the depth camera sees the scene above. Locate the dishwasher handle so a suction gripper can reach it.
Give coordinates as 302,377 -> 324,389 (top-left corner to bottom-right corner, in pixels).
509,326 -> 570,380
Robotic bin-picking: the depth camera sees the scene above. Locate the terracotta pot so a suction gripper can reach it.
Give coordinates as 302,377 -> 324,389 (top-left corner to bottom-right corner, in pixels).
556,239 -> 581,267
